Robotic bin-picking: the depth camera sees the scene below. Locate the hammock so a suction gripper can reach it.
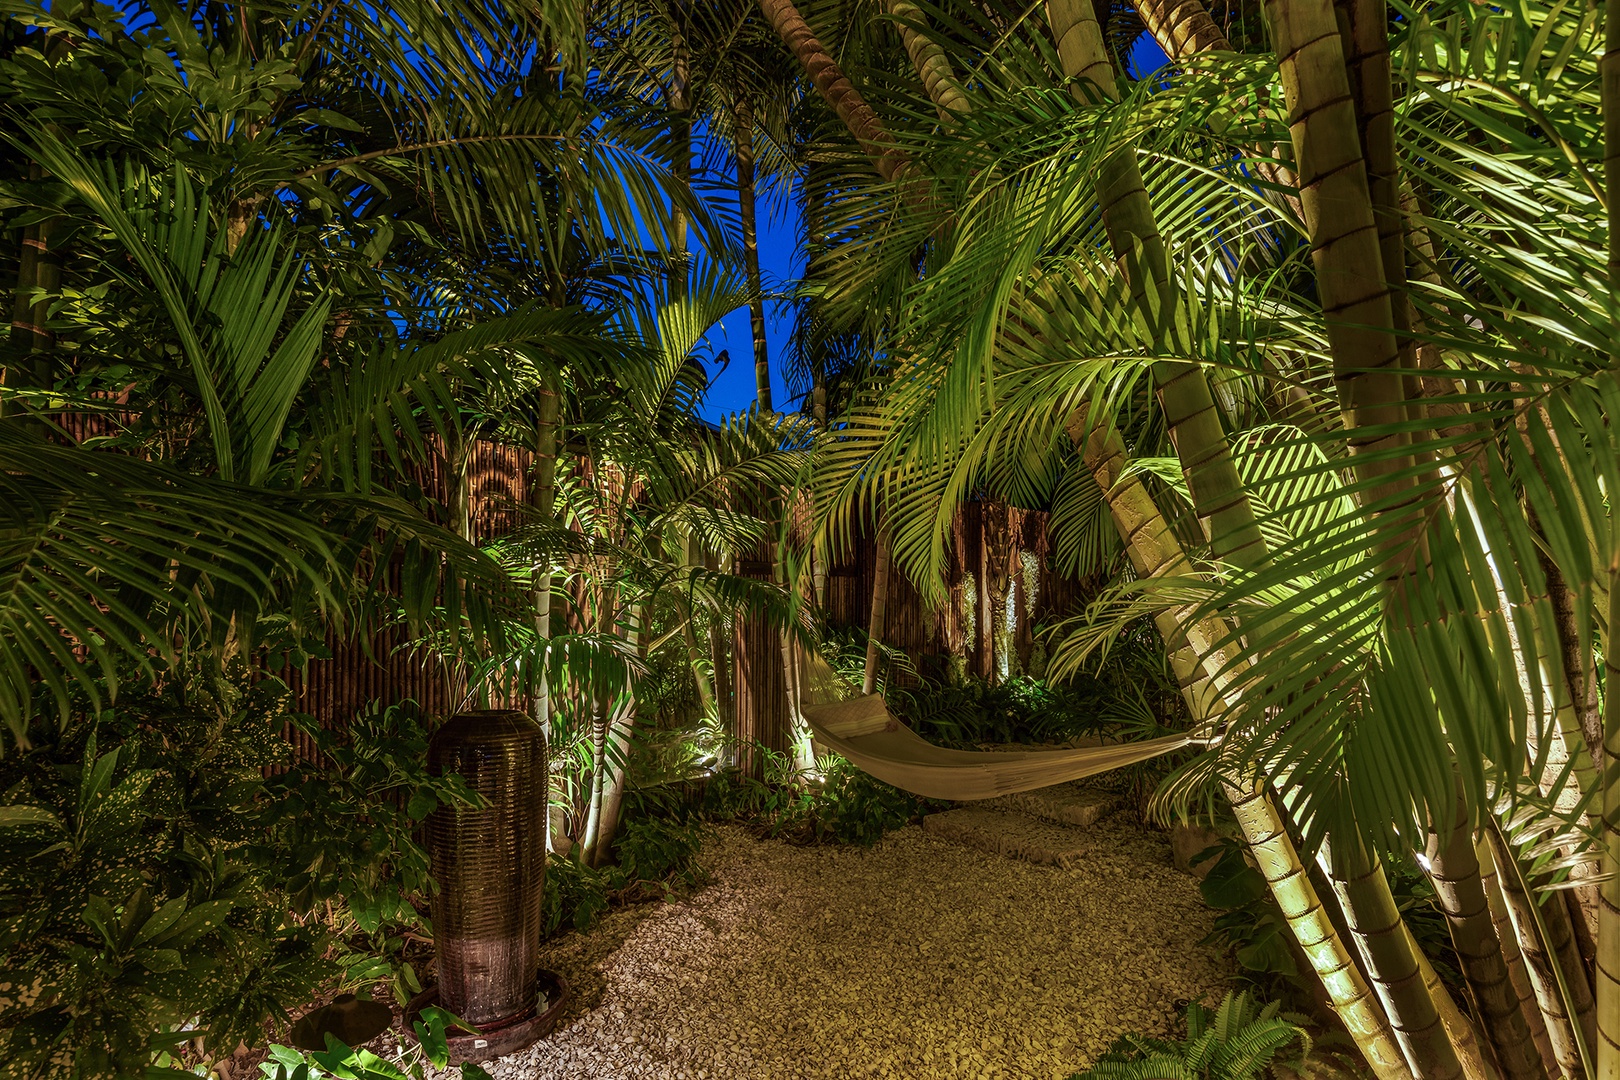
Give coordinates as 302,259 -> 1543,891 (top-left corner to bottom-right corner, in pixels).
792,649 -> 1201,802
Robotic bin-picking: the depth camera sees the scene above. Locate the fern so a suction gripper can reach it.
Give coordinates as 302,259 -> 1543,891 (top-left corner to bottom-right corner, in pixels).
1068,991 -> 1310,1080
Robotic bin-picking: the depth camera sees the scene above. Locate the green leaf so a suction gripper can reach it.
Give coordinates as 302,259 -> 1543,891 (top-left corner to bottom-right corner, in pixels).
0,805 -> 61,829
406,790 -> 437,821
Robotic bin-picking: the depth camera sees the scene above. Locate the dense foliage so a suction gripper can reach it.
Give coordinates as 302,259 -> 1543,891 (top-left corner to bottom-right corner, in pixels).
0,668 -> 473,1072
3,0 -> 1618,1071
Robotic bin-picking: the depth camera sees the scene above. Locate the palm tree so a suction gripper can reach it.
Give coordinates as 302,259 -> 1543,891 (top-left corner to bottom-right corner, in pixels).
783,0 -> 1608,1075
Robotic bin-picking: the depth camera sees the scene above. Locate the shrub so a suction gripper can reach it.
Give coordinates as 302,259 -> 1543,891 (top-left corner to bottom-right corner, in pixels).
542,816 -> 707,937
254,1006 -> 491,1079
697,746 -> 945,847
0,665 -> 476,1076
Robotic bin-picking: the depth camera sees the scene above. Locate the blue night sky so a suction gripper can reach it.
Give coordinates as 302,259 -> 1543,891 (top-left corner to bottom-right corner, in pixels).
695,35 -> 1171,423
699,204 -> 803,422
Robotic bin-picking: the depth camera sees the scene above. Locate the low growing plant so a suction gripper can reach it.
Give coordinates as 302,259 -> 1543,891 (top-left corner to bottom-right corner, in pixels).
698,746 -> 944,846
1068,991 -> 1311,1080
541,815 -> 707,936
255,1005 -> 491,1080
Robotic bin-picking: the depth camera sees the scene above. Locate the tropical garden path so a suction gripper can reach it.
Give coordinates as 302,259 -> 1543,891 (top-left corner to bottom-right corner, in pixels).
462,809 -> 1234,1080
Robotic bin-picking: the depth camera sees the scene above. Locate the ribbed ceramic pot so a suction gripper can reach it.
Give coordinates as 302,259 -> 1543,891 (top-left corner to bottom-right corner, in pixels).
425,709 -> 547,1027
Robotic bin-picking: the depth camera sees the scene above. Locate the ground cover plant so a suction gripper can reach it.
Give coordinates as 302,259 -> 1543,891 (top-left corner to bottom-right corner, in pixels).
1071,991 -> 1314,1080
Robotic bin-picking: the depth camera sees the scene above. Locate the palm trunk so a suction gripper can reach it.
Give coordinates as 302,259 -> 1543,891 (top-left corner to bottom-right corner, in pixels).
1541,547 -> 1602,783
4,6 -> 78,425
1488,817 -> 1595,1079
1078,420 -> 1407,1078
682,606 -> 717,718
1409,928 -> 1492,1080
1130,0 -> 1230,59
1264,0 -> 1409,507
1044,14 -> 1418,1062
532,380 -> 561,850
4,194 -> 60,413
1426,797 -> 1554,1080
862,526 -> 893,696
1480,836 -> 1562,1076
1330,0 -> 1406,343
670,10 -> 692,294
886,0 -> 970,120
1596,562 -> 1620,1080
594,602 -> 644,862
734,93 -> 772,412
581,588 -> 619,862
1123,0 -> 1306,225
1266,7 -> 1476,1073
532,382 -> 561,726
1595,2 -> 1620,1056
756,0 -> 909,183
1044,0 -> 1270,571
708,548 -> 735,760
1320,839 -> 1465,1080
682,533 -> 718,719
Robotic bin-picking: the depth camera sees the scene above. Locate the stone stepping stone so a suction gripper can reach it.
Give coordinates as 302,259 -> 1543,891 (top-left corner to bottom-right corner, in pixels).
980,782 -> 1114,829
921,806 -> 1092,869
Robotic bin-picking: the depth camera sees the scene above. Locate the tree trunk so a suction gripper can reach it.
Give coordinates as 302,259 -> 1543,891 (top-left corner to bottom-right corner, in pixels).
1264,0 -> 1408,509
1425,798 -> 1554,1080
733,92 -> 772,412
1122,0 -> 1305,239
1488,818 -> 1595,1079
1479,835 -> 1562,1076
1330,0 -> 1406,343
670,7 -> 693,293
1597,563 -> 1620,1079
1320,840 -> 1465,1080
4,166 -> 61,418
1409,927 -> 1492,1080
1044,0 -> 1270,572
756,0 -> 909,183
581,589 -> 619,863
886,0 -> 970,120
707,548 -> 734,755
594,602 -> 644,862
2,5 -> 86,421
863,527 -> 893,696
532,380 -> 561,850
1078,420 -> 1407,1078
1587,7 -> 1617,1058
1130,0 -> 1231,59
682,533 -> 718,719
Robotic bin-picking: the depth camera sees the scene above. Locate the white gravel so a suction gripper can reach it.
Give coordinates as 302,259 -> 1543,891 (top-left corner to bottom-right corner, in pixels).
460,810 -> 1235,1080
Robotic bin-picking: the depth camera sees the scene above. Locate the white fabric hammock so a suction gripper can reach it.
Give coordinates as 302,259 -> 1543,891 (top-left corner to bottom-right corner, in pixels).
791,649 -> 1198,802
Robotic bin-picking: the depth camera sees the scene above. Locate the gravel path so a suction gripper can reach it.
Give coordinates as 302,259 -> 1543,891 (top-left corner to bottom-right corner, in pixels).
467,809 -> 1235,1080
